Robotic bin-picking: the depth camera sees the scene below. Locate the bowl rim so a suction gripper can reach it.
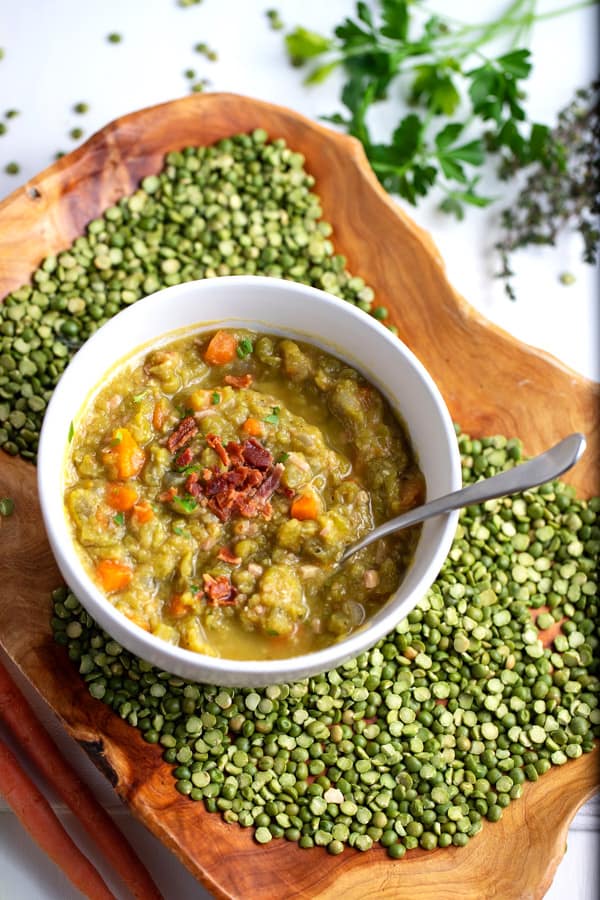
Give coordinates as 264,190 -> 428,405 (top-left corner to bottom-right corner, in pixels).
38,275 -> 461,683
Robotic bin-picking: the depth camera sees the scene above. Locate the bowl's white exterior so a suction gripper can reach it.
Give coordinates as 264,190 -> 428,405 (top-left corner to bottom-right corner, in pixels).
38,276 -> 461,686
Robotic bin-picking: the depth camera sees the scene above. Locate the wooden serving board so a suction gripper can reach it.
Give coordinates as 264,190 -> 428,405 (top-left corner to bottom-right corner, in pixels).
0,93 -> 598,900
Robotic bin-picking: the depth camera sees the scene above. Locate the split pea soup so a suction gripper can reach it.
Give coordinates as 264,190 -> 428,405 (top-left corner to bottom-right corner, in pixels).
64,328 -> 425,660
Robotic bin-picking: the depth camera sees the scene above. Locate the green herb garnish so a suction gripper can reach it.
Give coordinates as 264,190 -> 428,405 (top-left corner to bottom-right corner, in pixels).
172,495 -> 198,514
264,406 -> 280,425
495,81 -> 599,299
177,464 -> 201,475
277,452 -> 290,463
237,337 -> 254,359
284,0 -> 582,219
132,391 -> 147,404
211,392 -> 221,405
113,512 -> 125,526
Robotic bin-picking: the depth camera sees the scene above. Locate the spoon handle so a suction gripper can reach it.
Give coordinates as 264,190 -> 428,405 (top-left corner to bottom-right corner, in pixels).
340,433 -> 586,563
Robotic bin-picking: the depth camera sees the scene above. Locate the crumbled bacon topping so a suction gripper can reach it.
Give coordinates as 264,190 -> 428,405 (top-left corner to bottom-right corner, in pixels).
174,447 -> 194,468
187,436 -> 283,523
217,546 -> 242,565
167,416 -> 198,453
242,437 -> 272,470
206,433 -> 230,466
202,573 -> 238,606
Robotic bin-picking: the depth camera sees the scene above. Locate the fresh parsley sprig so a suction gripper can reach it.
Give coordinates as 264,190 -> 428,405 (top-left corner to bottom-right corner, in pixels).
285,0 -> 594,219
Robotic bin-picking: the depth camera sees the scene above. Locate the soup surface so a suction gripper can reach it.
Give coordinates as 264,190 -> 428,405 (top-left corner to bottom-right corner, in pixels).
65,328 -> 424,659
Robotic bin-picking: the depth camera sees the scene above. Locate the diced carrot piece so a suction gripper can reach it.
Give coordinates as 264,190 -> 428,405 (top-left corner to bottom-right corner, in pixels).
152,399 -> 169,431
188,389 -> 212,411
101,428 -> 146,480
131,501 -> 154,524
105,483 -> 138,511
204,330 -> 238,366
290,491 -> 320,521
94,559 -> 132,593
242,417 -> 263,437
166,594 -> 191,618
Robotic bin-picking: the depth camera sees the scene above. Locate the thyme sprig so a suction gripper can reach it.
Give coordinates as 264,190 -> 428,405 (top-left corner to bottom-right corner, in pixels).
496,81 -> 599,299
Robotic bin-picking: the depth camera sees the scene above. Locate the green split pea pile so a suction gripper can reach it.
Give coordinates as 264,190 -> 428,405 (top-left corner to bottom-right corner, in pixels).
51,432 -> 599,857
1,129 -> 597,857
0,129 -> 383,462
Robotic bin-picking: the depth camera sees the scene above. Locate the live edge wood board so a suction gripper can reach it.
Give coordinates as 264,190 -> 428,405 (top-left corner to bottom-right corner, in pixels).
0,94 -> 598,900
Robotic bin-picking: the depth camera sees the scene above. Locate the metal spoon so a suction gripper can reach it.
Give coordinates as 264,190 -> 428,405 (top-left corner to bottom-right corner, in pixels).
339,433 -> 587,565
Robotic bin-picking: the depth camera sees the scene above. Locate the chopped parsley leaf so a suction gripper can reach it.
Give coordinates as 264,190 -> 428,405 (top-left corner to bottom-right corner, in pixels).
113,512 -> 125,526
172,495 -> 198,514
132,391 -> 147,403
277,452 -> 290,463
211,392 -> 221,405
237,337 -> 254,359
264,406 -> 280,425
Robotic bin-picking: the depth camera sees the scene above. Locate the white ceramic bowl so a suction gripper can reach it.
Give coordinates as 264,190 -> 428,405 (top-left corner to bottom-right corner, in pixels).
38,276 -> 461,686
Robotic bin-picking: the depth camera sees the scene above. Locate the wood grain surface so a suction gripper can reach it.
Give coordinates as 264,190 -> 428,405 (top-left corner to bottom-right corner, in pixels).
0,93 -> 598,900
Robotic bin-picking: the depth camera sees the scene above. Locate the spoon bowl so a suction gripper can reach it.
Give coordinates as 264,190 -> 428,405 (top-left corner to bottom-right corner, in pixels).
340,433 -> 587,565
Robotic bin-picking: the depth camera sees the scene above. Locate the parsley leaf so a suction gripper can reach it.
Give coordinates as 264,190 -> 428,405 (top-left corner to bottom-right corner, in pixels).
177,464 -> 201,475
236,337 -> 254,359
264,406 -> 280,425
211,392 -> 221,405
172,495 -> 198,514
285,27 -> 332,63
113,512 -> 125,526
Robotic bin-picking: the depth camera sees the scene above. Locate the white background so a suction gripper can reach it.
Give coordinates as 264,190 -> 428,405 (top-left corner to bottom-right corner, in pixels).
0,1 -> 598,898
